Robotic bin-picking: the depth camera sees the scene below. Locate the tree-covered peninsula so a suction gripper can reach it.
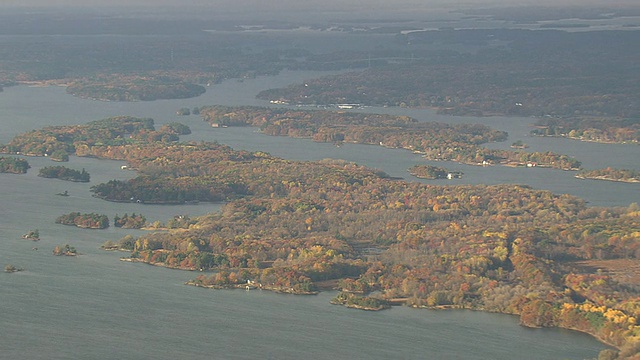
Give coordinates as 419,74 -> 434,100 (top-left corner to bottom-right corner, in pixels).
0,116 -> 187,160
531,117 -> 640,144
38,166 -> 90,182
2,115 -> 639,357
200,106 -> 581,170
0,156 -> 30,174
576,168 -> 640,183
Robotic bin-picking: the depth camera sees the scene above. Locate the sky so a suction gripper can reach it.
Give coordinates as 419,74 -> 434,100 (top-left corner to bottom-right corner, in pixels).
1,0 -> 637,22
1,0 -> 636,8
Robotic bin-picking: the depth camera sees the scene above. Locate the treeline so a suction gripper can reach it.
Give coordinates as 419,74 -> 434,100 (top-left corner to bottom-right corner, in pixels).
0,156 -> 29,173
200,106 -> 581,170
576,168 -> 640,183
38,166 -> 90,182
55,212 -> 109,229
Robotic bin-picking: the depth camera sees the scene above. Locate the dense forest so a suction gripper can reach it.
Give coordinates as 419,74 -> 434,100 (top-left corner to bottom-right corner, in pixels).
200,106 -> 581,170
38,166 -> 90,182
0,156 -> 29,174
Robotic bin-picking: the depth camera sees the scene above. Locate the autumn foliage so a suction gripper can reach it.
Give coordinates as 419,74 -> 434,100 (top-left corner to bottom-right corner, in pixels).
3,115 -> 639,356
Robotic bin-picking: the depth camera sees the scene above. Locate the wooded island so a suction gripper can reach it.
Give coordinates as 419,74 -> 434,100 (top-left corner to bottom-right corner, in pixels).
0,156 -> 29,174
576,168 -> 640,184
38,166 -> 90,182
55,212 -> 109,229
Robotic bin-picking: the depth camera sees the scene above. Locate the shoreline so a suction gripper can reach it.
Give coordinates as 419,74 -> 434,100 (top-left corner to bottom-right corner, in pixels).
575,175 -> 640,184
184,279 -> 319,295
532,134 -> 639,146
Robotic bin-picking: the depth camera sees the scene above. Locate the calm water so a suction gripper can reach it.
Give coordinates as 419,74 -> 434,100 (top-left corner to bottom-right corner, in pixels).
0,70 -> 635,359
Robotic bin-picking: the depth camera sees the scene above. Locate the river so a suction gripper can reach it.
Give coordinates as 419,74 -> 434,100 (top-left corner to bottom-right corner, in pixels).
1,70 -> 636,359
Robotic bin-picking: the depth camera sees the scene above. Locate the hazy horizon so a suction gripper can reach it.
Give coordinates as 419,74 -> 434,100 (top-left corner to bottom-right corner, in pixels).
2,0 -> 638,9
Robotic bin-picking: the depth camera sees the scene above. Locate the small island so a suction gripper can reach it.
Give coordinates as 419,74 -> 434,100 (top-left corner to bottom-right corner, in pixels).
0,156 -> 30,174
22,229 -> 40,241
4,264 -> 24,273
55,212 -> 109,229
576,168 -> 640,183
176,108 -> 191,116
408,164 -> 462,180
510,140 -> 529,149
330,292 -> 391,311
52,244 -> 78,256
38,166 -> 90,182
